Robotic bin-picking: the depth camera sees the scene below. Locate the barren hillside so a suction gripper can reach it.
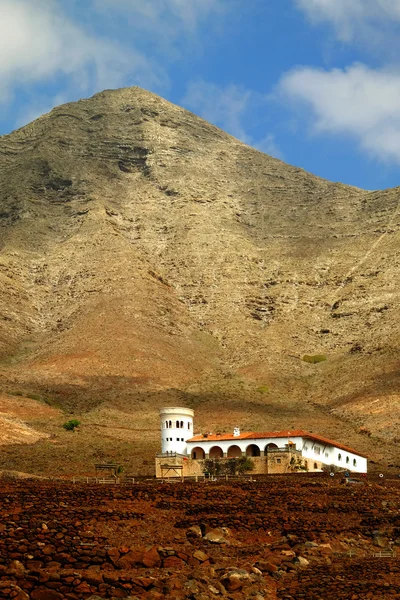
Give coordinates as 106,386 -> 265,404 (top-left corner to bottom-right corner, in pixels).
0,87 -> 399,474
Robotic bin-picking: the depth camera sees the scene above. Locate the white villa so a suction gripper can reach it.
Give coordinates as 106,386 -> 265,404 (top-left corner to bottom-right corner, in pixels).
156,407 -> 368,477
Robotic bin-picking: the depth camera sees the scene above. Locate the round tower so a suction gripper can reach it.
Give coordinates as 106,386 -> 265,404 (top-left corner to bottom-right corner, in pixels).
160,407 -> 194,455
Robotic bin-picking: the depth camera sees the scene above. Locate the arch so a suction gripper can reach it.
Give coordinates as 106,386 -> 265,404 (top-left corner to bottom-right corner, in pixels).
180,420 -> 184,428
165,421 -> 169,428
227,445 -> 242,458
176,420 -> 180,428
338,453 -> 342,461
209,446 -> 223,458
346,456 -> 349,464
246,444 -> 261,457
191,447 -> 205,460
265,443 -> 278,452
314,462 -> 318,470
353,458 -> 357,467
169,420 -> 172,428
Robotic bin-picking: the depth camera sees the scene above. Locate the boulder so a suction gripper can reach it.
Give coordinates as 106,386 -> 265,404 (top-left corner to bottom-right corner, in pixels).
294,556 -> 309,568
6,560 -> 25,576
143,546 -> 162,568
107,546 -> 120,565
117,549 -> 145,569
186,525 -> 202,538
204,528 -> 229,544
193,550 -> 209,563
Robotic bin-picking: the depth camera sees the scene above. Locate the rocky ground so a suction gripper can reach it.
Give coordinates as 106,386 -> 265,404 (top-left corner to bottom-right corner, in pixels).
2,475 -> 400,599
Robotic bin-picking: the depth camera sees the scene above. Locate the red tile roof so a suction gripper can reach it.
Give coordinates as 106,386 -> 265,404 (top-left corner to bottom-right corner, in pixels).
186,429 -> 367,458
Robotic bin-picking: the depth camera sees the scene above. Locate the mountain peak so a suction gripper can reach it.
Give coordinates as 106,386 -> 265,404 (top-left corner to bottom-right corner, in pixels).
0,88 -> 398,473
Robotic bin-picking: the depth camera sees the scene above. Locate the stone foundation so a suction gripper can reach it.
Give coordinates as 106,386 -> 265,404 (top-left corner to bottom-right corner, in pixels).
155,451 -> 323,478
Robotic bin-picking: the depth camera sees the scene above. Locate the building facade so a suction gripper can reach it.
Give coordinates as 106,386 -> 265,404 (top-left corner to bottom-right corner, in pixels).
155,407 -> 368,477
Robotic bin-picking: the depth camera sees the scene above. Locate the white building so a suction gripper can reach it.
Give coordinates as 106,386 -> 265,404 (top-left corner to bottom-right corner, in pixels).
186,429 -> 368,473
158,407 -> 367,474
160,406 -> 194,456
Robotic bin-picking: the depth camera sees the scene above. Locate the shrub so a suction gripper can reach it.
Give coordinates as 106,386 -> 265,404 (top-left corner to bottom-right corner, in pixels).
63,419 -> 81,431
290,456 -> 308,471
302,354 -> 327,364
26,393 -> 43,401
257,385 -> 269,394
236,456 -> 255,474
202,456 -> 254,476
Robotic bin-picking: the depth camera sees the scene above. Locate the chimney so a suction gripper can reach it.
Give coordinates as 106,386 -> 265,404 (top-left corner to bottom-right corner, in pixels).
233,427 -> 240,437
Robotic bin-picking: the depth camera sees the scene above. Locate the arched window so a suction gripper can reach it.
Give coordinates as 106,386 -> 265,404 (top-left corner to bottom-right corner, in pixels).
353,458 -> 357,466
338,453 -> 342,461
314,463 -> 318,469
165,421 -> 169,428
188,422 -> 191,430
246,444 -> 261,457
191,447 -> 205,459
169,420 -> 172,428
209,446 -> 223,458
176,420 -> 180,428
265,443 -> 278,453
180,421 -> 184,428
346,456 -> 349,464
227,445 -> 242,458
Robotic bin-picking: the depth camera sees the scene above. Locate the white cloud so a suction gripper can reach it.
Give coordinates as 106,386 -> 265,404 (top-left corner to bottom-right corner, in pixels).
183,81 -> 282,158
0,0 -> 161,105
278,63 -> 400,164
295,0 -> 400,44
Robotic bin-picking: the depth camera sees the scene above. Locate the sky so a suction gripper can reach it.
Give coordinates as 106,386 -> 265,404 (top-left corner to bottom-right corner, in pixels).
0,0 -> 400,190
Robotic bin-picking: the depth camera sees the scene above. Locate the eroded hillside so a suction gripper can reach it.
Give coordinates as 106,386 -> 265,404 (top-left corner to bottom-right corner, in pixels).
0,87 -> 399,474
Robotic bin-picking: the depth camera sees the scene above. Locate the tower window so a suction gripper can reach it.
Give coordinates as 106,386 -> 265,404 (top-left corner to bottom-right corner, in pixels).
338,453 -> 342,461
169,420 -> 172,428
176,420 -> 180,428
180,421 -> 184,428
165,421 -> 168,429
353,458 -> 357,466
188,422 -> 191,429
346,456 -> 349,463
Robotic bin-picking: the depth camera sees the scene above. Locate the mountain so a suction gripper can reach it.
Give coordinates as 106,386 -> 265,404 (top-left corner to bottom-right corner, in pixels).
0,87 -> 399,475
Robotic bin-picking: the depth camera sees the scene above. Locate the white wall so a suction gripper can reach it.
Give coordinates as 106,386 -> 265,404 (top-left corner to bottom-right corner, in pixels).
160,407 -> 194,455
186,436 -> 367,473
302,441 -> 367,473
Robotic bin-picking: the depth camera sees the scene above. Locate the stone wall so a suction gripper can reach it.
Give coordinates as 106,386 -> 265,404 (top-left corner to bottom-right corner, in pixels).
156,450 -> 321,478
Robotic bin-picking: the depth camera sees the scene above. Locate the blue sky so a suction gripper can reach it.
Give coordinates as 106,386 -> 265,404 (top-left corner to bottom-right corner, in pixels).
1,0 -> 400,190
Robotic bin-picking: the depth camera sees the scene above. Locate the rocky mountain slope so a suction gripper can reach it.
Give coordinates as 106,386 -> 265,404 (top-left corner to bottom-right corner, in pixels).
0,87 -> 399,474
